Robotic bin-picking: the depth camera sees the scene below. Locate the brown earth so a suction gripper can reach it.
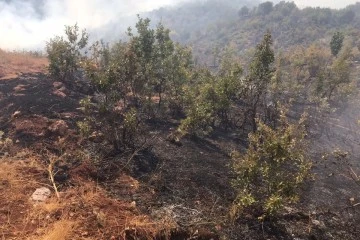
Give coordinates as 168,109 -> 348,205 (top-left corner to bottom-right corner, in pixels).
0,49 -> 48,80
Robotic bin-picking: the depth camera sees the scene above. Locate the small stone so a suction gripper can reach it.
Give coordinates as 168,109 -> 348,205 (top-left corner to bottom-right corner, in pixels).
53,89 -> 67,98
89,131 -> 104,143
312,220 -> 321,226
12,111 -> 21,118
30,187 -> 51,203
48,120 -> 68,136
53,82 -> 64,88
312,219 -> 326,229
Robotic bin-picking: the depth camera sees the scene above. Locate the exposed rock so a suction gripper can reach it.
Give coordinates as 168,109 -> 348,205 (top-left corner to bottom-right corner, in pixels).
53,81 -> 64,88
30,187 -> 51,203
12,111 -> 21,118
48,120 -> 68,136
53,89 -> 67,98
312,219 -> 326,229
89,131 -> 105,143
13,84 -> 27,92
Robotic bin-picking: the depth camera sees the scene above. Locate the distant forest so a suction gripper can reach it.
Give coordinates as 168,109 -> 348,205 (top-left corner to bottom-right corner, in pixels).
144,0 -> 360,65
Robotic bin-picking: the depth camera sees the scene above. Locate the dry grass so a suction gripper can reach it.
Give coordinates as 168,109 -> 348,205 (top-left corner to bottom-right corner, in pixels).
39,220 -> 75,240
0,49 -> 48,79
0,153 -> 176,240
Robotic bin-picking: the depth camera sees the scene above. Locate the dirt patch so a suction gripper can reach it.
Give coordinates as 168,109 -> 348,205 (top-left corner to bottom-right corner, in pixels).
0,49 -> 48,80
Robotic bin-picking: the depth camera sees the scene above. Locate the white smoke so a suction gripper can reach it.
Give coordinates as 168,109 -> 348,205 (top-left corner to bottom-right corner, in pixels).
0,0 -> 187,50
0,0 -> 358,50
293,0 -> 359,9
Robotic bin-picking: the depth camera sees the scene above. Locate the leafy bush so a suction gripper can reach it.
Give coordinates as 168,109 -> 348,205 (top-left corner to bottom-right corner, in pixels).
231,110 -> 312,219
177,62 -> 242,137
330,31 -> 344,57
46,24 -> 88,81
0,131 -> 13,153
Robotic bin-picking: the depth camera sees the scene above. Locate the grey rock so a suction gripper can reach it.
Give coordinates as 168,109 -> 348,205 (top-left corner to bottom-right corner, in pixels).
30,187 -> 51,203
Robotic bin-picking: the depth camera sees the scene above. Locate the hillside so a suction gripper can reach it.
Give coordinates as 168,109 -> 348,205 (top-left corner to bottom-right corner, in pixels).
1,48 -> 359,239
1,1 -> 360,240
146,1 -> 360,65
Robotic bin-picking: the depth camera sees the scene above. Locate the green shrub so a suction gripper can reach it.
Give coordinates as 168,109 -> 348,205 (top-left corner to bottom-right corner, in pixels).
46,24 -> 88,81
231,110 -> 312,219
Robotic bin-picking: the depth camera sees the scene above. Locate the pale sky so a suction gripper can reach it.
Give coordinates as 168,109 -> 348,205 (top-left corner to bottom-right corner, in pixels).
294,0 -> 359,9
0,0 -> 186,49
0,0 -> 359,50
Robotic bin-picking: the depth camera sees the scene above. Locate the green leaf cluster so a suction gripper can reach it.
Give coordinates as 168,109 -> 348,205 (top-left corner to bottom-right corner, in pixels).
231,110 -> 312,218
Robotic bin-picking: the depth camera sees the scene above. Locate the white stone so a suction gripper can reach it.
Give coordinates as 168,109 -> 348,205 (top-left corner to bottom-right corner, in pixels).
12,111 -> 21,118
30,187 -> 51,203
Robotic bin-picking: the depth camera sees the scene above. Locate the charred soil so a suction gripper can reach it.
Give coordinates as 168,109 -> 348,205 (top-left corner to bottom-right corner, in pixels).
0,72 -> 360,239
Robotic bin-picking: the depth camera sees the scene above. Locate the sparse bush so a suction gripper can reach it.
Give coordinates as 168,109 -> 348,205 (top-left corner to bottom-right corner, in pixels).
46,24 -> 88,81
231,110 -> 312,219
0,131 -> 13,153
330,31 -> 344,57
177,54 -> 243,137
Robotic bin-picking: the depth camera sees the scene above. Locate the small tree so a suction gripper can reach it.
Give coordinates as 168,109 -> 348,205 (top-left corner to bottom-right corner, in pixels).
330,31 -> 344,57
231,110 -> 312,219
243,31 -> 275,132
46,24 -> 88,81
257,1 -> 274,15
238,6 -> 250,17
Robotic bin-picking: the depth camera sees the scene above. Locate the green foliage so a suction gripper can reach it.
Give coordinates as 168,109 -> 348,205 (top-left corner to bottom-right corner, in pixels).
330,31 -> 344,57
238,6 -> 250,17
326,44 -> 353,100
337,9 -> 355,24
243,32 -> 275,131
77,120 -> 91,138
178,52 -> 243,137
178,70 -> 216,136
257,1 -> 274,15
76,17 -> 193,150
150,1 -> 360,66
46,24 -> 88,81
0,131 -> 13,153
120,16 -> 193,115
231,110 -> 312,219
122,108 -> 139,148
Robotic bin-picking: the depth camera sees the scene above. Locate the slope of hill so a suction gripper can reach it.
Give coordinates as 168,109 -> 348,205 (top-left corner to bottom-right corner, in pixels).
145,1 -> 360,65
2,1 -> 360,239
2,49 -> 359,239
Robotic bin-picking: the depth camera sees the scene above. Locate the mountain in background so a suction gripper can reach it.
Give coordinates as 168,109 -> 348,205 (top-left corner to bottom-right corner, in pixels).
95,0 -> 360,65
95,0 -> 261,49
146,1 -> 360,65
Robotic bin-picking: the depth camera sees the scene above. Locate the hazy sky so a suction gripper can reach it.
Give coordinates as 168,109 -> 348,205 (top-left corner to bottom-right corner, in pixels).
0,0 -> 359,50
0,0 -> 187,49
294,0 -> 358,8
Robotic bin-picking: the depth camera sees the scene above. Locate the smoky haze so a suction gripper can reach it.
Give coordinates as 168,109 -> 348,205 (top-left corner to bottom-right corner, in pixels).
0,0 -> 189,50
0,0 -> 359,50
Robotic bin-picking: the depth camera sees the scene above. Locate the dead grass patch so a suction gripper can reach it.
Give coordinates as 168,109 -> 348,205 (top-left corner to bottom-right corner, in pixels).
0,154 -> 177,240
39,220 -> 75,240
0,49 -> 48,79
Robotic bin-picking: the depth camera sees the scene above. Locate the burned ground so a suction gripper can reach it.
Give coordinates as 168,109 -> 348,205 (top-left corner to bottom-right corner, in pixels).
0,70 -> 360,239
